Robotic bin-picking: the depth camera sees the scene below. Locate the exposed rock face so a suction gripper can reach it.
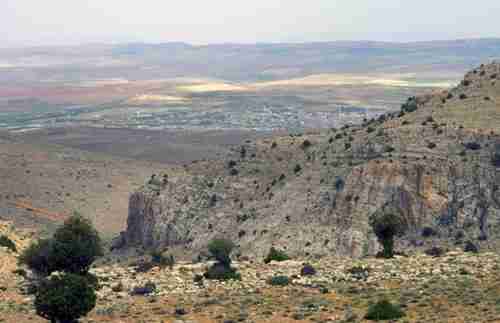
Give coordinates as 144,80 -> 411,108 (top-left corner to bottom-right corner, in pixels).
121,63 -> 500,260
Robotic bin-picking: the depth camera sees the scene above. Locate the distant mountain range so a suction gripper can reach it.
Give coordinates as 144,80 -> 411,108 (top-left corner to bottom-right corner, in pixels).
2,39 -> 500,83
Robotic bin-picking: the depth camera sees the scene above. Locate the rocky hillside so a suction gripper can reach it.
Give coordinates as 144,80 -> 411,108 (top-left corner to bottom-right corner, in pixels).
117,63 -> 500,260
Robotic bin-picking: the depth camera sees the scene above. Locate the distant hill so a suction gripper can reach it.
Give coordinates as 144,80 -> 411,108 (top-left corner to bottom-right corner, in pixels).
2,39 -> 500,83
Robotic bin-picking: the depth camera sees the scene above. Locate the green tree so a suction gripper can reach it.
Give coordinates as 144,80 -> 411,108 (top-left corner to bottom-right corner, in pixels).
50,214 -> 103,274
204,238 -> 240,280
207,238 -> 235,266
20,214 -> 103,275
35,273 -> 96,323
369,211 -> 406,258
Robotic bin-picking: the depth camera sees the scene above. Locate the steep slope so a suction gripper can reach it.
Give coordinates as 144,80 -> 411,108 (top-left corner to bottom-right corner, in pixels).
118,63 -> 500,260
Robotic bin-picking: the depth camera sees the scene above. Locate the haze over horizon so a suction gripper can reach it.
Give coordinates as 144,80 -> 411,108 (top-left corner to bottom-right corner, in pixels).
3,0 -> 500,48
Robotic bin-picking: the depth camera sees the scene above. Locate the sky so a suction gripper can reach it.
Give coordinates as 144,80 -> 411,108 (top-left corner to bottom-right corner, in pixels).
2,0 -> 500,47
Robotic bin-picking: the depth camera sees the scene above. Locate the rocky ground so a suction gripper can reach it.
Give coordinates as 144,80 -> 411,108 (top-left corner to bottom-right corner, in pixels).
1,220 -> 500,323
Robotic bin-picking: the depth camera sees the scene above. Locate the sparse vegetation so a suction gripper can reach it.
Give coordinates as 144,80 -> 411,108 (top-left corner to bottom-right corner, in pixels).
0,235 -> 16,252
267,275 -> 290,286
365,300 -> 405,321
264,247 -> 290,264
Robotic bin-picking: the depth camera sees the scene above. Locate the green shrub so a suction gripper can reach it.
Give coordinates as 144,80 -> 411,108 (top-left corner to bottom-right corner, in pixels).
367,126 -> 375,133
19,239 -> 55,275
369,212 -> 406,258
35,273 -> 96,323
267,275 -> 290,286
204,238 -> 240,281
293,164 -> 302,174
264,247 -> 290,264
204,263 -> 241,281
207,238 -> 235,266
401,97 -> 417,113
0,235 -> 16,252
427,142 -> 437,149
50,215 -> 103,274
384,145 -> 395,153
365,300 -> 404,321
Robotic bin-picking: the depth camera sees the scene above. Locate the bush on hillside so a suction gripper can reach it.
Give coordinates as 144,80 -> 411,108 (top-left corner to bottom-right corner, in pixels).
35,273 -> 96,323
207,238 -> 235,266
0,235 -> 16,252
204,262 -> 241,281
264,247 -> 290,264
369,212 -> 406,258
204,238 -> 241,281
401,97 -> 418,113
267,275 -> 290,286
365,300 -> 405,321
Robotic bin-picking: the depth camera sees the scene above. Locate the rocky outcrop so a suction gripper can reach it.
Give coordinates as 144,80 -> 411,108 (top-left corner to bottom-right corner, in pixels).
120,63 -> 500,260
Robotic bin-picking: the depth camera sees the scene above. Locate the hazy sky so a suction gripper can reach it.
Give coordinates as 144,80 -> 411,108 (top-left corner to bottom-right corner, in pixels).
2,0 -> 500,47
